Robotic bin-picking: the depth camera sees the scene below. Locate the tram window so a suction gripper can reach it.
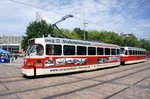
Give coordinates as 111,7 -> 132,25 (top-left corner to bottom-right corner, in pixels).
117,49 -> 120,55
97,47 -> 104,55
46,44 -> 62,55
64,45 -> 75,55
141,51 -> 143,55
140,51 -> 142,55
26,44 -> 44,56
88,47 -> 96,55
138,51 -> 140,55
135,51 -> 138,55
129,50 -> 132,55
36,44 -> 44,56
143,51 -> 145,55
111,49 -> 116,55
120,48 -> 125,54
133,50 -> 135,55
142,51 -> 144,55
77,46 -> 86,55
125,50 -> 128,55
105,48 -> 110,55
28,39 -> 35,45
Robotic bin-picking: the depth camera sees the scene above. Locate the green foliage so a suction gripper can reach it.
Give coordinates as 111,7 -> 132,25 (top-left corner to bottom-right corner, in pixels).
21,20 -> 54,50
22,20 -> 150,51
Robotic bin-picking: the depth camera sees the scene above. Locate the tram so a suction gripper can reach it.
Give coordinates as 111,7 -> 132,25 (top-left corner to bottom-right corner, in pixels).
22,36 -> 121,76
120,47 -> 146,64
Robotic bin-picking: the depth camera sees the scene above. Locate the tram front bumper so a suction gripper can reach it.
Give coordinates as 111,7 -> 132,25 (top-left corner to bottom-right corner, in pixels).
21,68 -> 34,76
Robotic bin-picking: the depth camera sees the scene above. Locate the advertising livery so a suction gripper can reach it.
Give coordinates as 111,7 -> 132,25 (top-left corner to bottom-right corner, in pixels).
22,37 -> 146,76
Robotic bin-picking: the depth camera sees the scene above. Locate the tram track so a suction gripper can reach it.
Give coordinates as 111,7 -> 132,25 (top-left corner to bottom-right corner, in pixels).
0,63 -> 21,69
0,61 -> 148,84
0,62 -> 150,97
104,75 -> 150,99
44,66 -> 150,99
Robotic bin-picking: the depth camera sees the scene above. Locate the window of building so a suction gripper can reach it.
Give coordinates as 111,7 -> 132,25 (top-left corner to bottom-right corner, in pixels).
88,47 -> 96,55
77,46 -> 86,55
64,45 -> 75,55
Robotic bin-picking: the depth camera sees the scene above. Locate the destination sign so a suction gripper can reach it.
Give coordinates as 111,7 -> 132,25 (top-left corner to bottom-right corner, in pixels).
45,39 -> 91,45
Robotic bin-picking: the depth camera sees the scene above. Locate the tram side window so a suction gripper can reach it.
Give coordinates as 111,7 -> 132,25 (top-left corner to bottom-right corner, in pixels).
46,44 -> 62,55
138,51 -> 140,55
129,50 -> 133,55
105,48 -> 110,55
77,46 -> 86,55
125,50 -> 128,55
135,51 -> 138,55
97,47 -> 104,55
88,47 -> 96,55
64,45 -> 75,55
111,49 -> 116,55
117,49 -> 120,55
143,51 -> 145,55
120,48 -> 125,54
140,51 -> 142,55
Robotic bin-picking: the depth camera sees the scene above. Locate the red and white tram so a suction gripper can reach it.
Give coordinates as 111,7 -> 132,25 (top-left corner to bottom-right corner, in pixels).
22,37 -> 120,76
120,47 -> 146,64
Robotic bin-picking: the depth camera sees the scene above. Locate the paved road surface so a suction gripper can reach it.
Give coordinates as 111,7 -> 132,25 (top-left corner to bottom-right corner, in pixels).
0,58 -> 150,99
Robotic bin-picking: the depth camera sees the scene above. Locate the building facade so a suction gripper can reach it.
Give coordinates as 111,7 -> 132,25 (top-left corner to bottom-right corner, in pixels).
0,36 -> 23,53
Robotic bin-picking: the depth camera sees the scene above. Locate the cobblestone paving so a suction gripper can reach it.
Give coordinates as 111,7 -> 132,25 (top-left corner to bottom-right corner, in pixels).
0,58 -> 150,99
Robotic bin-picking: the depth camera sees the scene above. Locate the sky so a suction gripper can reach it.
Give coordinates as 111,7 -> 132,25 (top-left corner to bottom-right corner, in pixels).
0,0 -> 150,39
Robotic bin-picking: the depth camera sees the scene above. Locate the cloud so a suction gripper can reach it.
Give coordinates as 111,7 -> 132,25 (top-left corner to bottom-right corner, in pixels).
0,0 -> 149,39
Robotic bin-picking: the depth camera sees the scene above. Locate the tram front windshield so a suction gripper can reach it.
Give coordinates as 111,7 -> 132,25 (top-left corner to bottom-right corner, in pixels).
25,44 -> 44,56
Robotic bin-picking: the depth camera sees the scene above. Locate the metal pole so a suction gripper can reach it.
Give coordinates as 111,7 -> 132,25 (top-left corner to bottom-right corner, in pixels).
52,14 -> 73,38
83,22 -> 87,40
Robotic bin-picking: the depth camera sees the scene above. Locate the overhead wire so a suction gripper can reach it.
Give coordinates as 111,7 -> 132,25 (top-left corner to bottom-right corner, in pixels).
8,0 -> 145,34
95,0 -> 144,27
8,0 -> 110,30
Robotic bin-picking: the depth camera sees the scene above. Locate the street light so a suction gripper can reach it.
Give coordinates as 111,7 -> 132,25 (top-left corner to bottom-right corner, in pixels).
52,14 -> 73,26
52,14 -> 73,38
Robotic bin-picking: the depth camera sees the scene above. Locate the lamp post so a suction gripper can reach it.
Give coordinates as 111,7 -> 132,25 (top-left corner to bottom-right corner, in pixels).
53,14 -> 73,25
52,14 -> 73,38
83,22 -> 88,40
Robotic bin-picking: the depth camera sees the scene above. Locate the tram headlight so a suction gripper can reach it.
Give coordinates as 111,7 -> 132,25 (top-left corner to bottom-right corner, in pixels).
27,62 -> 34,66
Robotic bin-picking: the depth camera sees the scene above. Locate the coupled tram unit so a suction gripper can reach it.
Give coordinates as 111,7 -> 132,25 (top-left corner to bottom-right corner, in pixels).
22,37 -> 147,76
120,47 -> 146,64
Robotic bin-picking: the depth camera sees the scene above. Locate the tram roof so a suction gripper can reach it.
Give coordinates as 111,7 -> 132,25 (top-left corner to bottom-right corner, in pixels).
121,46 -> 146,51
31,37 -> 120,48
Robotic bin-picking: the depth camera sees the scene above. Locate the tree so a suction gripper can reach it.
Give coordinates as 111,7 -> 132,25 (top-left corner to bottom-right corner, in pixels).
139,39 -> 150,50
21,20 -> 150,51
73,28 -> 84,40
21,20 -> 54,50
